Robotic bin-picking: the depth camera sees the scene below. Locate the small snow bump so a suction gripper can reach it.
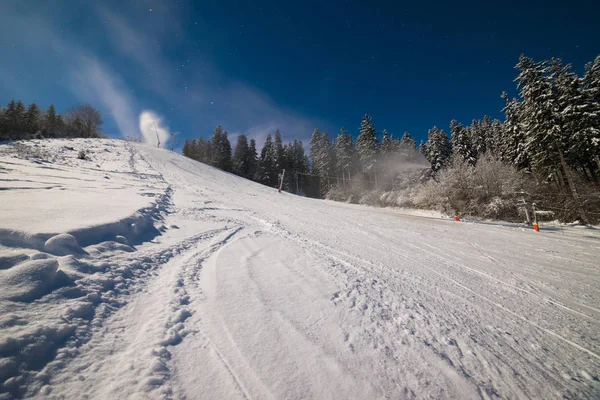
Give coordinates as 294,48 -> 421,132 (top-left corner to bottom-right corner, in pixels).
45,234 -> 86,257
115,235 -> 129,245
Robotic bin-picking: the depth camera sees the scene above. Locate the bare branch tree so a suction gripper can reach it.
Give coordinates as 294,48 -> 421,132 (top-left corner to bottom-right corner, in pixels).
64,104 -> 103,138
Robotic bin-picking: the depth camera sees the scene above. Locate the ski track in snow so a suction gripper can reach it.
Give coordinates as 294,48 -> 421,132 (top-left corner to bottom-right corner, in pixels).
0,139 -> 599,399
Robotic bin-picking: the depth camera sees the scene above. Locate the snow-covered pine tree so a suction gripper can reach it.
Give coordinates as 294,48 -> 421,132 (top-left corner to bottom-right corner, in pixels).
232,134 -> 250,177
514,56 -> 555,176
501,91 -> 529,169
450,120 -> 475,165
419,140 -> 427,158
259,134 -> 277,186
0,105 -> 6,139
380,129 -> 394,164
247,138 -> 259,181
223,132 -> 232,171
583,56 -> 600,171
182,140 -> 192,158
283,140 -> 309,193
334,127 -> 354,182
210,125 -> 232,172
25,103 -> 41,137
469,116 -> 492,156
309,128 -> 323,177
516,55 -> 589,222
318,131 -> 336,192
43,104 -> 59,137
549,59 -> 596,176
196,138 -> 211,163
356,114 -> 379,185
488,119 -> 504,158
4,100 -> 25,138
424,126 -> 452,172
398,131 -> 417,162
190,139 -> 199,160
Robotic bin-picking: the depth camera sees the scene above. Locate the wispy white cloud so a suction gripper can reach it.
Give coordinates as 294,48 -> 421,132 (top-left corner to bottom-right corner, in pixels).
69,56 -> 140,139
97,8 -> 325,151
1,2 -> 327,151
0,4 -> 144,140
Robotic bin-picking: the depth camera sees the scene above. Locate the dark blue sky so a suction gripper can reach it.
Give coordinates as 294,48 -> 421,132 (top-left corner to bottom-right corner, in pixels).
1,0 -> 598,148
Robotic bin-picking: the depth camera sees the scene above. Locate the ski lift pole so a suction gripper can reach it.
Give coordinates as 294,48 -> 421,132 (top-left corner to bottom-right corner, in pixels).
278,169 -> 285,193
521,197 -> 531,225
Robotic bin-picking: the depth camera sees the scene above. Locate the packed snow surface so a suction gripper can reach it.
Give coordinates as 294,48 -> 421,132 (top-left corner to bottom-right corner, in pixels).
0,139 -> 599,399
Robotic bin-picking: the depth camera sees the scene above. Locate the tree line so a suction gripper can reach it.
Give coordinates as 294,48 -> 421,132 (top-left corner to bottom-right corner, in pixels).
0,100 -> 104,140
182,54 -> 600,224
182,116 -> 424,197
182,126 -> 314,194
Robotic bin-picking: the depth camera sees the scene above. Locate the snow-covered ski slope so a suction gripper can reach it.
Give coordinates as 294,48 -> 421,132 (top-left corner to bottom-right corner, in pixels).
1,139 -> 599,399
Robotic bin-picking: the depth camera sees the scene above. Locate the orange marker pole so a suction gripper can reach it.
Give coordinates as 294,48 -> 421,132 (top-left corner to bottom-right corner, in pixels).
532,203 -> 539,232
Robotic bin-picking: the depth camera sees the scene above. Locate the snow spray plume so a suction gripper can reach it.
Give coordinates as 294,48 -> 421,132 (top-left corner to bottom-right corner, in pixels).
375,150 -> 429,185
139,111 -> 170,148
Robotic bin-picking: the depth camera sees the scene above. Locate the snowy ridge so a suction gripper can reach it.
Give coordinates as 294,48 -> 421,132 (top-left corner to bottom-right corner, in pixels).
1,139 -> 600,399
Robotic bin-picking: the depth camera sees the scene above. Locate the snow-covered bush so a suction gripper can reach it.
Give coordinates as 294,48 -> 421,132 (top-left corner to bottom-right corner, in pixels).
359,189 -> 385,206
411,156 -> 529,220
325,178 -> 371,204
325,185 -> 355,203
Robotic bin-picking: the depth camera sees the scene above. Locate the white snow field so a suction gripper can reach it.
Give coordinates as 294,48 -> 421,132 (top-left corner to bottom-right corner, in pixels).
1,139 -> 599,399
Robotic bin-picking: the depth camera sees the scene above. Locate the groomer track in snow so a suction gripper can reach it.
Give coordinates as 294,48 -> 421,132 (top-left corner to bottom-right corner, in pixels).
1,139 -> 599,399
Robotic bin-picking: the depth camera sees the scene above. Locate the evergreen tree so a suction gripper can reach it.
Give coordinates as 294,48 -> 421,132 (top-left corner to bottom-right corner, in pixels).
318,131 -> 335,191
259,134 -> 277,186
14,101 -> 26,136
467,116 -> 491,157
582,56 -> 600,171
25,103 -> 41,137
419,140 -> 428,158
501,92 -> 529,169
450,120 -> 475,165
356,114 -> 378,184
191,139 -> 200,160
4,100 -> 26,137
210,125 -> 232,171
232,134 -> 250,177
182,139 -> 192,158
248,138 -> 258,180
0,105 -> 6,140
515,55 -> 589,222
44,104 -> 59,137
309,128 -> 323,176
398,131 -> 417,161
334,127 -> 354,181
424,126 -> 451,172
283,140 -> 309,193
488,119 -> 505,158
380,129 -> 395,163
196,138 -> 211,163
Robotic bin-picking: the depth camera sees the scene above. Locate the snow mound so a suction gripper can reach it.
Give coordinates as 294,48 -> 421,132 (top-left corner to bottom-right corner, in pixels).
0,259 -> 60,302
44,234 -> 86,257
115,235 -> 129,245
